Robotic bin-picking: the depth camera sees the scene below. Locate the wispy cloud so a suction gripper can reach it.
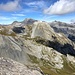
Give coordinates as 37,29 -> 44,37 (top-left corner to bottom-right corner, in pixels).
44,0 -> 75,15
0,16 -> 10,20
40,15 -> 58,22
0,16 -> 19,21
0,16 -> 20,24
25,1 -> 46,10
0,0 -> 21,12
12,13 -> 26,16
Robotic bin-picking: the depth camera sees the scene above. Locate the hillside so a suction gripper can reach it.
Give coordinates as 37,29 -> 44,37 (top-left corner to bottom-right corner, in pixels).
0,19 -> 75,75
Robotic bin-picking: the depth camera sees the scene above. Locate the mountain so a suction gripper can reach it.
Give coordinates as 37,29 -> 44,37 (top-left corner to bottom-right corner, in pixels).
21,18 -> 38,25
10,18 -> 38,27
50,21 -> 75,42
0,19 -> 75,75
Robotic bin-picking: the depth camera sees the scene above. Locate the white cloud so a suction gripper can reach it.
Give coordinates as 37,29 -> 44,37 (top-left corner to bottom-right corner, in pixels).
0,16 -> 19,21
0,0 -> 21,12
12,13 -> 26,16
0,16 -> 10,20
44,0 -> 75,15
25,1 -> 46,9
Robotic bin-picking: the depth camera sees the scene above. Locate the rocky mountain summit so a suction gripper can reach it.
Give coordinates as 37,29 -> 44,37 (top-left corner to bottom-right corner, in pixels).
0,19 -> 75,75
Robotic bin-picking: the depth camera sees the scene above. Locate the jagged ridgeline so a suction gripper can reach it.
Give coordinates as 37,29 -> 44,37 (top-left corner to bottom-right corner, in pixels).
50,21 -> 75,42
0,18 -> 75,75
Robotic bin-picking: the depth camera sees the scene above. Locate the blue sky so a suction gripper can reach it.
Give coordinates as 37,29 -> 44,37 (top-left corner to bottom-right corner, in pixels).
0,0 -> 75,24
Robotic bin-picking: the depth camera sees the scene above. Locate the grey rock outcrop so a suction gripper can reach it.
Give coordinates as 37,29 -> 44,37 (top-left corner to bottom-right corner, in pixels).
0,35 -> 30,64
0,57 -> 42,75
0,20 -> 75,75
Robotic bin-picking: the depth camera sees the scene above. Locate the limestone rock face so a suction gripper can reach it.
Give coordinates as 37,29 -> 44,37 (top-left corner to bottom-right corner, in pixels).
0,35 -> 30,64
0,20 -> 75,75
31,22 -> 55,41
0,57 -> 42,75
31,21 -> 73,45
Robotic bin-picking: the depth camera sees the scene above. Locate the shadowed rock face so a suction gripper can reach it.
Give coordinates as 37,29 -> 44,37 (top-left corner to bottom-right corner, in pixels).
48,41 -> 75,56
68,34 -> 75,42
35,38 -> 75,56
12,27 -> 25,33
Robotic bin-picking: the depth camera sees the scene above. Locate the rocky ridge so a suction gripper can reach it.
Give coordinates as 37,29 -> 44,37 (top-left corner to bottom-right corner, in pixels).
50,21 -> 75,42
0,19 -> 75,75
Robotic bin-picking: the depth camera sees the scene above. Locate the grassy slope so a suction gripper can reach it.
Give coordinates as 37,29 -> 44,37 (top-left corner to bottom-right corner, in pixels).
28,54 -> 75,75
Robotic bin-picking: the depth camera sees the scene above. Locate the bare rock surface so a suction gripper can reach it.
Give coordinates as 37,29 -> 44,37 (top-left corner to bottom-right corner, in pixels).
0,20 -> 75,75
0,57 -> 42,75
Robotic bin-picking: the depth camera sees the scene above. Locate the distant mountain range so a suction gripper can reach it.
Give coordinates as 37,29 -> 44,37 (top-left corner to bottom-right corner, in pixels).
49,21 -> 75,42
